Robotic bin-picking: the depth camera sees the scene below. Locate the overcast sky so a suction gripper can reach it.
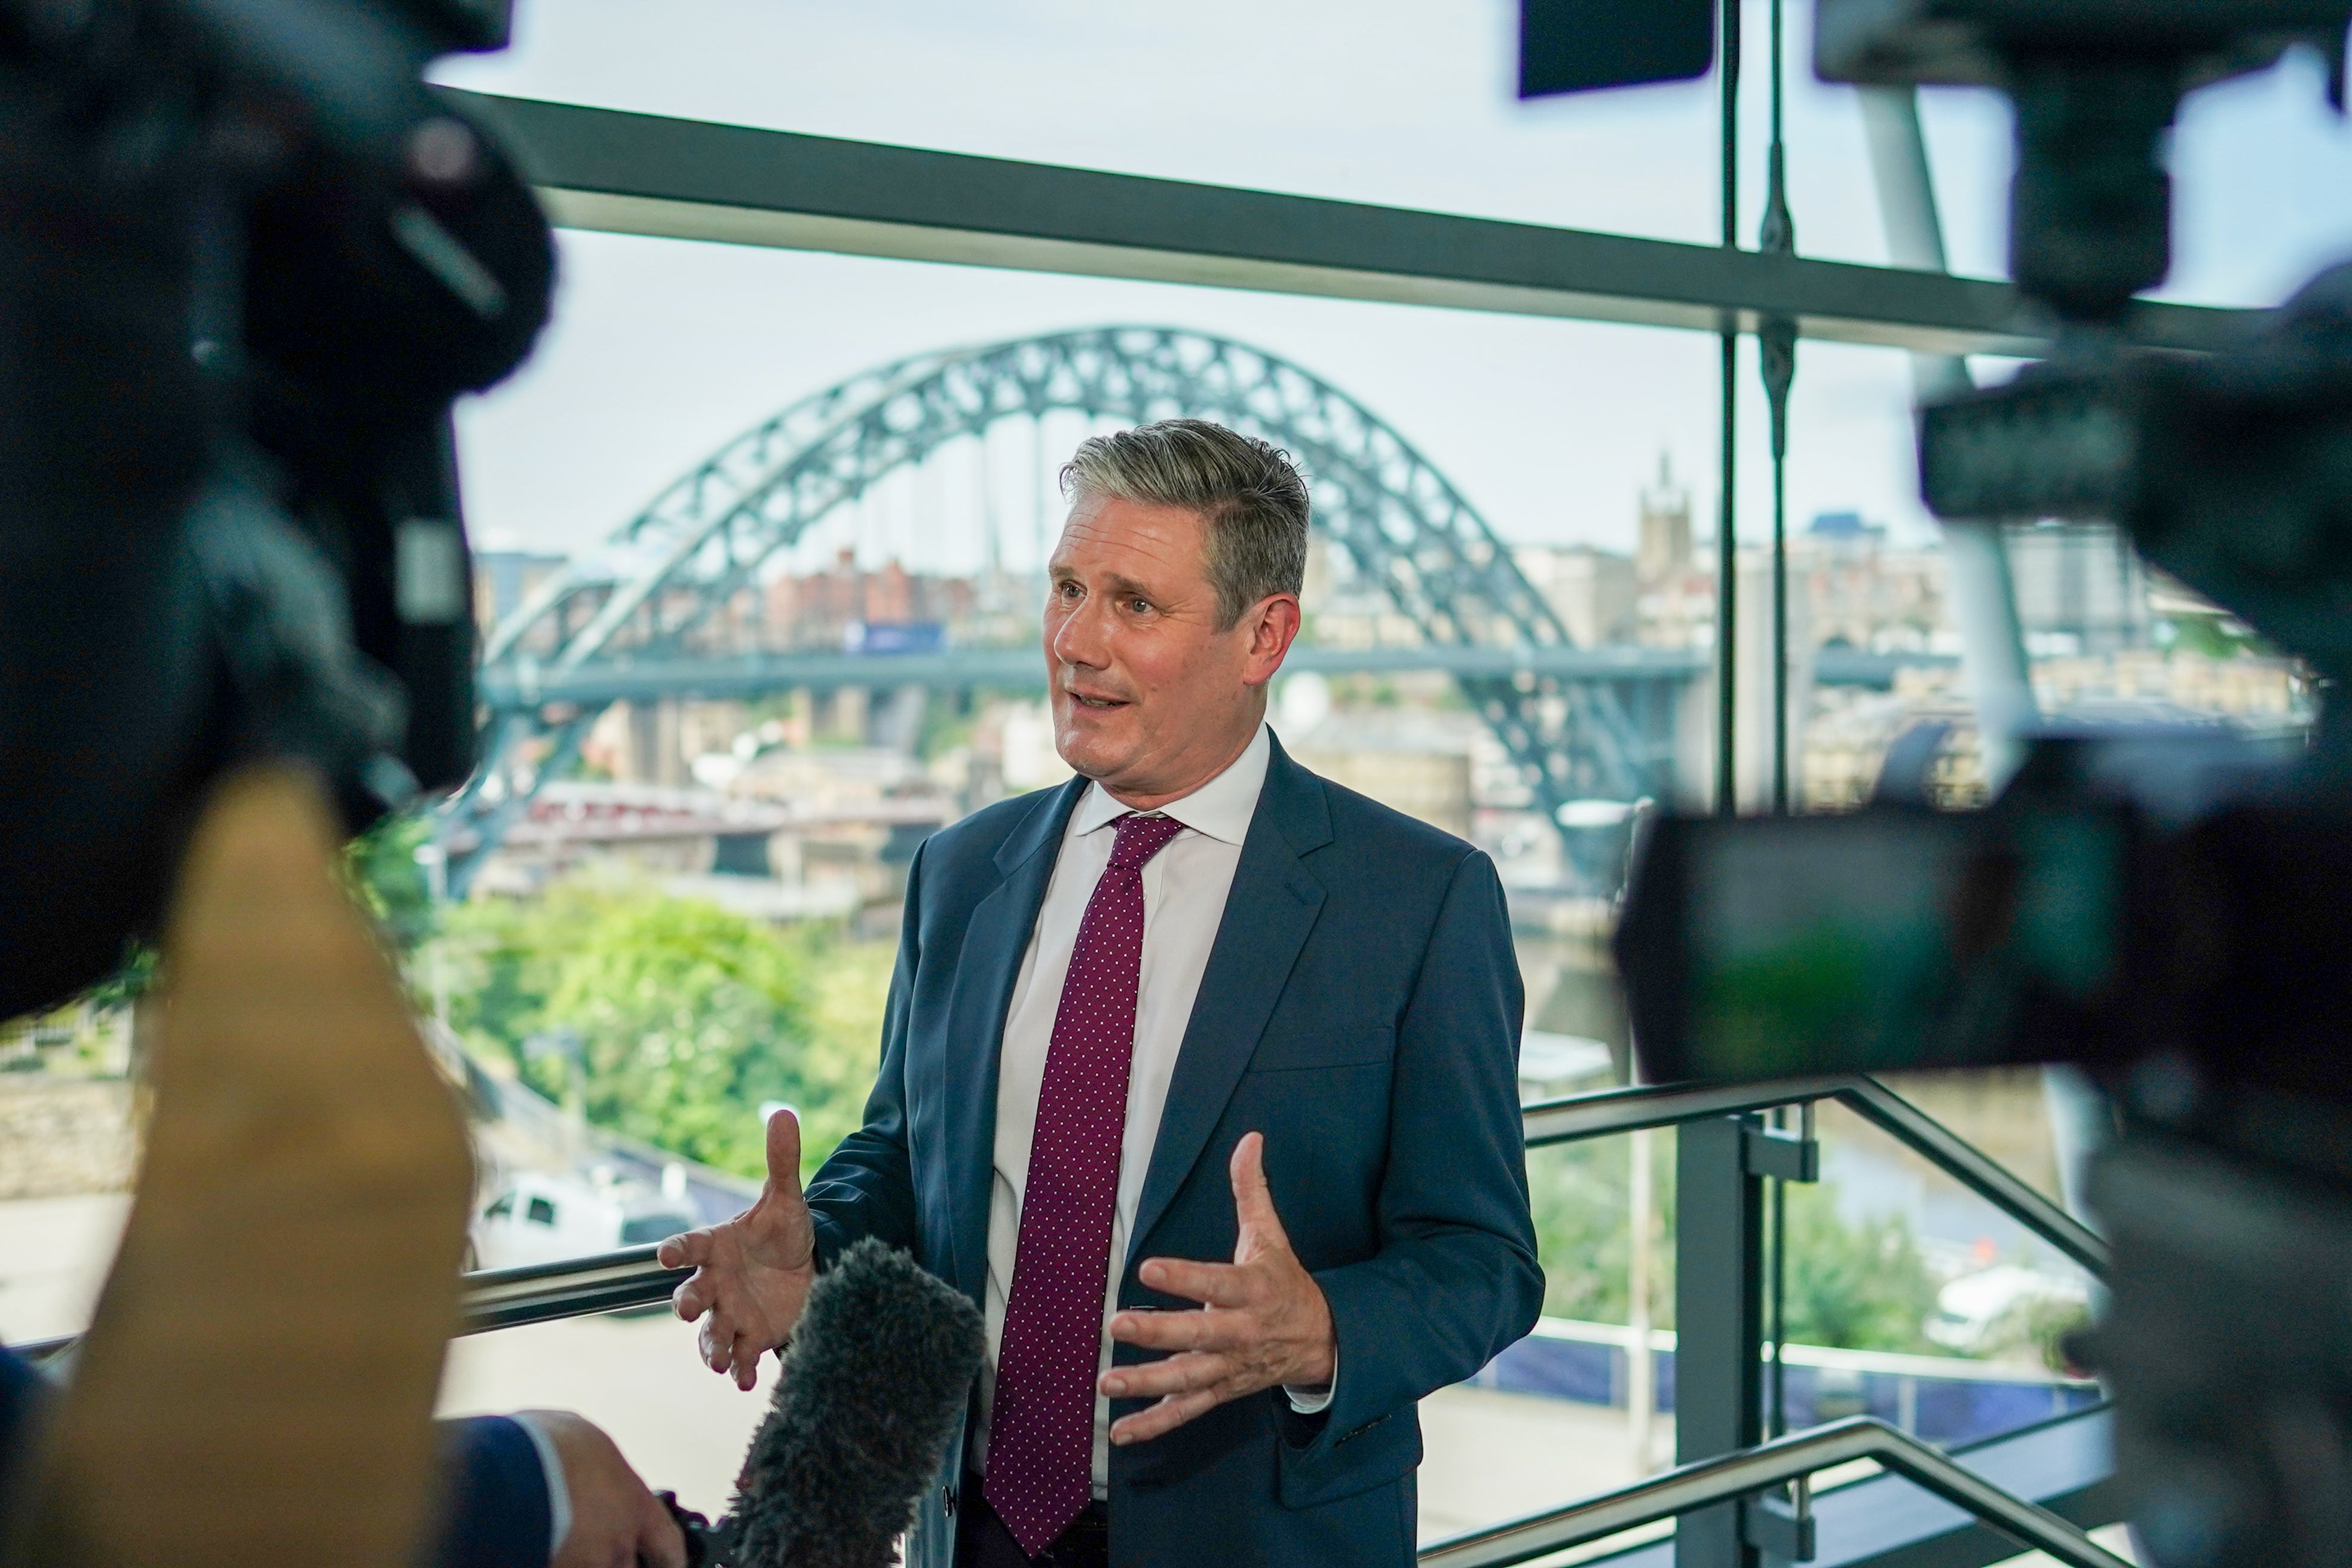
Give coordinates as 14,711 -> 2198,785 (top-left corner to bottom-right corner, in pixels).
433,1 -> 2352,561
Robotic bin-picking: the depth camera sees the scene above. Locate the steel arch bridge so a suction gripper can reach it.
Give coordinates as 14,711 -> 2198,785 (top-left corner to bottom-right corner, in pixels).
445,326 -> 1657,889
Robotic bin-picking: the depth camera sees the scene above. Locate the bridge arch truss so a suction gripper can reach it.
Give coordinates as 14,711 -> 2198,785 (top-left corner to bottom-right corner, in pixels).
449,326 -> 1661,888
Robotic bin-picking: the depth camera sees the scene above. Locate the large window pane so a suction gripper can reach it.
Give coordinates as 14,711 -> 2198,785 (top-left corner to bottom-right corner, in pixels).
457,232 -> 1747,564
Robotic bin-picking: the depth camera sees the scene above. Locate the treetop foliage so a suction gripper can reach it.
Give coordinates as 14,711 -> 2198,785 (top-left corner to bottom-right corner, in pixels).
440,878 -> 884,1179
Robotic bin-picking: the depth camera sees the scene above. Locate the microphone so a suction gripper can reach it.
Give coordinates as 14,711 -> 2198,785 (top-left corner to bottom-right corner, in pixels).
661,1238 -> 986,1568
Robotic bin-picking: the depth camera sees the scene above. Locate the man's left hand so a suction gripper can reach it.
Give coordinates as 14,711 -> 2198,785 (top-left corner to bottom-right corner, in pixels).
1102,1131 -> 1335,1445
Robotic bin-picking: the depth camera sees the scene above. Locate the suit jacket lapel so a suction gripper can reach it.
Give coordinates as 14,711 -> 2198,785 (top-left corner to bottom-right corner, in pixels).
937,777 -> 1085,1304
1127,737 -> 1333,1266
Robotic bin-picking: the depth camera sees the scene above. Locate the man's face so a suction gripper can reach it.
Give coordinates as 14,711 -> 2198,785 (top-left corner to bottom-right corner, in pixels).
1043,494 -> 1295,807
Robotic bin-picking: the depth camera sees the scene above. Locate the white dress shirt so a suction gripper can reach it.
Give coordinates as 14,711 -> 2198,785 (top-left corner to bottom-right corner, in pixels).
974,724 -> 1330,1499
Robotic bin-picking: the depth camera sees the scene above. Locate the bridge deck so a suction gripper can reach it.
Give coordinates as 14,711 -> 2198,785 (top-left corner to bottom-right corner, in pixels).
477,644 -> 1946,709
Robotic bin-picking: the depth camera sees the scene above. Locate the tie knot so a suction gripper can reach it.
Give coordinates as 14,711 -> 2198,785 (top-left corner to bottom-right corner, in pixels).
1107,811 -> 1185,869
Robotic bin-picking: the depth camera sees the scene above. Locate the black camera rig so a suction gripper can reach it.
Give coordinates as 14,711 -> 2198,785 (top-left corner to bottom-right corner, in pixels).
0,0 -> 553,1015
1524,2 -> 2352,1562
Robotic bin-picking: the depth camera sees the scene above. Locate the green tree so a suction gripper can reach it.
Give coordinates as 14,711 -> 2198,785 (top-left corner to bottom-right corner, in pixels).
443,881 -> 888,1179
538,893 -> 809,1172
1528,1134 -> 1943,1355
344,809 -> 438,955
793,938 -> 898,1172
1527,1134 -> 1677,1327
1779,1181 -> 1943,1353
79,942 -> 160,1014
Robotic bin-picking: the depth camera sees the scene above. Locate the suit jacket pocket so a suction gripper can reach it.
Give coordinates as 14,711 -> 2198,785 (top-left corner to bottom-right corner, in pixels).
1276,1404 -> 1422,1510
1246,1025 -> 1394,1074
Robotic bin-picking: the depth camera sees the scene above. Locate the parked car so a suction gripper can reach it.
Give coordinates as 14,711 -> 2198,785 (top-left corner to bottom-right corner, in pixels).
468,1171 -> 698,1273
1925,1264 -> 2089,1355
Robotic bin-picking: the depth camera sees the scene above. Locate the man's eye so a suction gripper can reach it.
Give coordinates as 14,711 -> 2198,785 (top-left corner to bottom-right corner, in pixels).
1128,598 -> 1152,614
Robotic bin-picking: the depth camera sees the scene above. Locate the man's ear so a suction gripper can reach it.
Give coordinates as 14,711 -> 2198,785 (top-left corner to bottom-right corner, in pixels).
1243,594 -> 1303,686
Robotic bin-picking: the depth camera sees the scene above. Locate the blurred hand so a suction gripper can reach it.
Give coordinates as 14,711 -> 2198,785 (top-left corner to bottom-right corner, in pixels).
1102,1132 -> 1335,1445
657,1107 -> 817,1389
518,1410 -> 684,1568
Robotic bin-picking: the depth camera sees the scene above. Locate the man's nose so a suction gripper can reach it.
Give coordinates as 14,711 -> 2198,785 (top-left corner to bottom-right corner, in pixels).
1049,592 -> 1111,670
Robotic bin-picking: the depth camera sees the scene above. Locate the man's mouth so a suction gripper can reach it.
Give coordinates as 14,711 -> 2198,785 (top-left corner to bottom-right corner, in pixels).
1064,687 -> 1132,711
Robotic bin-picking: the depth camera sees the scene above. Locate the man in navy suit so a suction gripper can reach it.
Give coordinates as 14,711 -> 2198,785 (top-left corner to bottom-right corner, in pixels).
663,419 -> 1541,1567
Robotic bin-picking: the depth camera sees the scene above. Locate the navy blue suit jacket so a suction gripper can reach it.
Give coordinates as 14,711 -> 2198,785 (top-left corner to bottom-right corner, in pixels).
803,733 -> 1544,1567
0,1345 -> 549,1568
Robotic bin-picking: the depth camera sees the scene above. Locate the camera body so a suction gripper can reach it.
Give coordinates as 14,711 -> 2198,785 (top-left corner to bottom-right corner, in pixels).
1523,4 -> 2352,1560
0,0 -> 553,1016
1817,0 -> 2350,321
1923,266 -> 2352,685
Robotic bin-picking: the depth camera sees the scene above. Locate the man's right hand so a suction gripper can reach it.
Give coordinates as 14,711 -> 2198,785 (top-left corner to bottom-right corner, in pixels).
658,1108 -> 817,1389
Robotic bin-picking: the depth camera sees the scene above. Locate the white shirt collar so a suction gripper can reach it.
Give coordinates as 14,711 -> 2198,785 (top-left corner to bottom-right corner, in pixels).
1070,722 -> 1270,848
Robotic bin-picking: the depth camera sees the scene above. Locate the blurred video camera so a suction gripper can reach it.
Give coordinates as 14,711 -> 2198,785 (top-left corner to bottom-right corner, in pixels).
1523,1 -> 2352,1562
0,0 -> 553,1018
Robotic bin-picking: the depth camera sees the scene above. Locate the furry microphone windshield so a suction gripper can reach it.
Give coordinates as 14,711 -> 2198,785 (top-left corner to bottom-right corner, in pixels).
726,1238 -> 987,1568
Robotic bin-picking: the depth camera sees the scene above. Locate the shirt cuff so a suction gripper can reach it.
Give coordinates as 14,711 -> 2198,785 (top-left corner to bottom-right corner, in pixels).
507,1411 -> 573,1564
1282,1342 -> 1337,1414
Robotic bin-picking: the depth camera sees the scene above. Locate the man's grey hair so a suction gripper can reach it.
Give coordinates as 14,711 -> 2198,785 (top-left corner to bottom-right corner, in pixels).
1059,418 -> 1310,629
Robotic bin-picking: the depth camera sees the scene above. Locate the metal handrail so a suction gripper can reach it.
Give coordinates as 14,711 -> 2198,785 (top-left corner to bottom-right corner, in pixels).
460,1245 -> 688,1334
11,1074 -> 2099,1359
447,1073 -> 2102,1329
11,1248 -> 691,1364
1522,1074 -> 2108,1276
1414,1414 -> 2130,1568
448,1072 -> 2096,1336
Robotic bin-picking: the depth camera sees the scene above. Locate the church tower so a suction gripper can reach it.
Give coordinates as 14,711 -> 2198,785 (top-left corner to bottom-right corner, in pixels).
1637,452 -> 1692,586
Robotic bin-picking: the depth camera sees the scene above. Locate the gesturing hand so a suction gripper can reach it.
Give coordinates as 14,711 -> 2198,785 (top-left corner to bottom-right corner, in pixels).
1102,1132 -> 1336,1446
657,1108 -> 817,1390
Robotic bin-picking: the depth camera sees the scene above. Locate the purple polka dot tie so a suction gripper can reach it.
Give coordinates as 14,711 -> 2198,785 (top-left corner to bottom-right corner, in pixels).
985,811 -> 1186,1557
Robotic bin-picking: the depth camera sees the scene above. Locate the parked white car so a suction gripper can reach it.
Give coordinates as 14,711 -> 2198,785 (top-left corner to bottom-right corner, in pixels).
468,1171 -> 699,1273
1925,1264 -> 2089,1355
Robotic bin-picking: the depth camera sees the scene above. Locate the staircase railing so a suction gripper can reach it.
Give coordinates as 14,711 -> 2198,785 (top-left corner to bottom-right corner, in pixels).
16,1073 -> 2115,1568
1414,1414 -> 2129,1568
430,1070 -> 2100,1340
1520,1074 -> 2106,1275
16,1076 -> 2095,1355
